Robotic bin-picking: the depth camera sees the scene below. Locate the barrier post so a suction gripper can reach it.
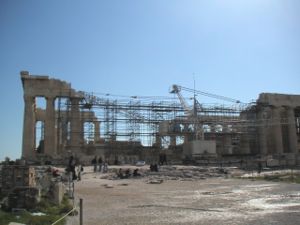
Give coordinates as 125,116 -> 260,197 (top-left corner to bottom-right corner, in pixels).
80,198 -> 83,225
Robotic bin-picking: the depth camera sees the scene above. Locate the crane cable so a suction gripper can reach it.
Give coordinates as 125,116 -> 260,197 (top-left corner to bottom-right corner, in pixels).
176,85 -> 241,104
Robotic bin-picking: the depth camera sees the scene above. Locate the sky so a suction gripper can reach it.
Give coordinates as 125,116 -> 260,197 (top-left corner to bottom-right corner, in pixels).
0,0 -> 299,160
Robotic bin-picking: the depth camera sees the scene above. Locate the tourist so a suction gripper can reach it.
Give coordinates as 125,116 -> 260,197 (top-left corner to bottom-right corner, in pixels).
159,153 -> 167,165
77,164 -> 82,181
68,155 -> 77,180
257,161 -> 262,174
98,156 -> 103,172
103,161 -> 108,173
124,169 -> 131,178
91,156 -> 97,172
150,164 -> 159,172
133,169 -> 141,177
117,168 -> 124,179
52,167 -> 60,177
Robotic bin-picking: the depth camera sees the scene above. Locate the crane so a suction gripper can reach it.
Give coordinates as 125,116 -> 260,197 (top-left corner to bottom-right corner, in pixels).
170,84 -> 241,106
169,84 -> 203,117
169,84 -> 203,140
170,84 -> 241,140
169,84 -> 193,115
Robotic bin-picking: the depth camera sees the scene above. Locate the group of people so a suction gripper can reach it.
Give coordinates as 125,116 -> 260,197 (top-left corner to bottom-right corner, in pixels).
150,164 -> 159,172
117,168 -> 141,179
91,156 -> 108,173
159,152 -> 167,165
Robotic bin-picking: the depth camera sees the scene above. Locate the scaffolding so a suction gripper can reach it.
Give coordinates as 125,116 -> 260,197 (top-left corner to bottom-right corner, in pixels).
68,92 -> 250,148
20,72 -> 300,164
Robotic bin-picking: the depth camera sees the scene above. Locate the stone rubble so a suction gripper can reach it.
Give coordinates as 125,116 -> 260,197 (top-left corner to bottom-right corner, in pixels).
0,164 -> 68,210
100,165 -> 230,182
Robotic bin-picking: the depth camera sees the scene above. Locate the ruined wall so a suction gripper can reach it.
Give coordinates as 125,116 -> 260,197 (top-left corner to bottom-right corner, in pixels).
1,165 -> 36,195
256,93 -> 300,157
242,93 -> 300,166
21,71 -> 101,161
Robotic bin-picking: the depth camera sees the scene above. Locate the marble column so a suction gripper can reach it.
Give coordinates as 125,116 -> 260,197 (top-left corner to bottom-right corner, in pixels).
63,119 -> 69,145
272,107 -> 283,154
70,98 -> 82,147
57,117 -> 68,154
94,120 -> 100,142
44,96 -> 56,156
223,135 -> 232,154
286,107 -> 298,154
257,108 -> 268,155
22,96 -> 36,159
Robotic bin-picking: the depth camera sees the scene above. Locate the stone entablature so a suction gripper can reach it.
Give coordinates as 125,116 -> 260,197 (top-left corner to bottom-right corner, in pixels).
21,71 -> 82,98
258,93 -> 300,108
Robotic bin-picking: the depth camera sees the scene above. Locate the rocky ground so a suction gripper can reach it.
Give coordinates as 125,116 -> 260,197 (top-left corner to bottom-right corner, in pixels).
66,165 -> 300,225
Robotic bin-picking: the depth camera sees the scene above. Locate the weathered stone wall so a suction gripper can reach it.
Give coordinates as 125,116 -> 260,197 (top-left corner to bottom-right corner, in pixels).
0,165 -> 41,210
256,93 -> 300,159
21,71 -> 102,161
1,165 -> 36,195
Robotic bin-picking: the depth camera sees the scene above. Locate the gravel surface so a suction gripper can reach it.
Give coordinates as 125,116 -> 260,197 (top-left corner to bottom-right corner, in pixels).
66,166 -> 300,225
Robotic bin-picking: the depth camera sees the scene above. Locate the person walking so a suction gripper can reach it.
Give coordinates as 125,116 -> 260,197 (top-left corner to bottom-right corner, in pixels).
103,160 -> 108,173
68,155 -> 77,180
77,164 -> 83,181
98,156 -> 103,172
92,156 -> 97,172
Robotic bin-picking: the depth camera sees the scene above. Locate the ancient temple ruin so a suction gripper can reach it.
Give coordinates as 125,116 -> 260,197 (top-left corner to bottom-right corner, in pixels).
20,71 -> 300,165
255,93 -> 300,164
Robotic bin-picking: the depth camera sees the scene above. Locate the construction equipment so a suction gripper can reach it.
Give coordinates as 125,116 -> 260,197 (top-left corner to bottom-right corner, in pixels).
170,84 -> 241,106
170,84 -> 242,141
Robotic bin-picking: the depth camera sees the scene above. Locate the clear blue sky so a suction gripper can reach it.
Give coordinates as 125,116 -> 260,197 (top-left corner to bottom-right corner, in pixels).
0,0 -> 299,160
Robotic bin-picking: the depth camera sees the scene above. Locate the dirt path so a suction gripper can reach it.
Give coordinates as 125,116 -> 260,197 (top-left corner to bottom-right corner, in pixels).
67,166 -> 300,225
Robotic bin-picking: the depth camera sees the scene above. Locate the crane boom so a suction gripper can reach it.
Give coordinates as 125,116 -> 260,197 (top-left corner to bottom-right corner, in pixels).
172,84 -> 241,104
170,85 -> 192,115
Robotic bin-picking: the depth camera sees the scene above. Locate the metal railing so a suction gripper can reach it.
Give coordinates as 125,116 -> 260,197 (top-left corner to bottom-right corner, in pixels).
51,198 -> 83,225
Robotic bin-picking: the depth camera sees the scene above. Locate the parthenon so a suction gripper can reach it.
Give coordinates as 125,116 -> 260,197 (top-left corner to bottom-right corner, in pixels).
21,71 -> 300,165
256,93 -> 299,156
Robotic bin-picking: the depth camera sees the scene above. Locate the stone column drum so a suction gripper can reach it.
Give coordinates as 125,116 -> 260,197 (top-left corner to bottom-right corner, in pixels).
257,108 -> 268,155
272,107 -> 283,154
286,107 -> 298,154
22,96 -> 36,159
70,98 -> 82,147
94,121 -> 100,142
44,96 -> 56,156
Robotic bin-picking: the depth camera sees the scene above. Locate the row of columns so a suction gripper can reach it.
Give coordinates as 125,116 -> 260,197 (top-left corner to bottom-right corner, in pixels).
22,96 -> 101,159
258,106 -> 298,155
